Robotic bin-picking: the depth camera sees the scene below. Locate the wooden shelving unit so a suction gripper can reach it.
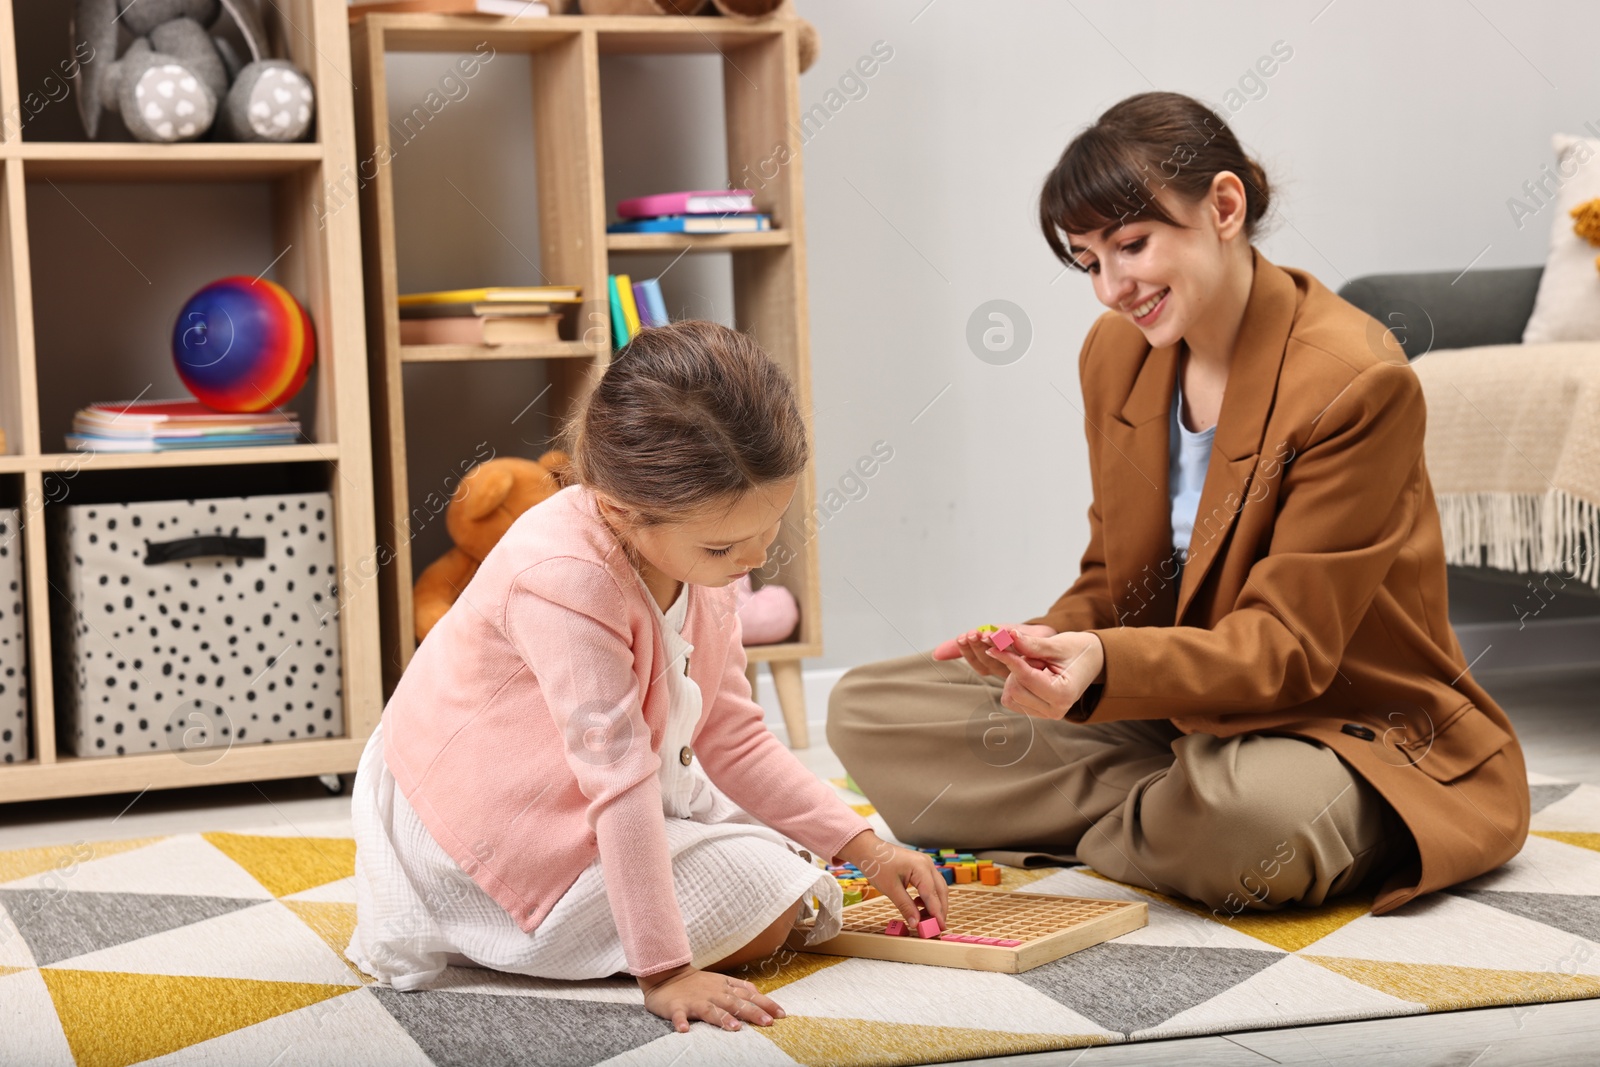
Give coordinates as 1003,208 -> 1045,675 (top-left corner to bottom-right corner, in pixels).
0,0 -> 383,802
352,12 -> 821,746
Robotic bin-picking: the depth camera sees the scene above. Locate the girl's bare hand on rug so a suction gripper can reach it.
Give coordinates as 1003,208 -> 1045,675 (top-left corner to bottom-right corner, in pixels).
837,829 -> 949,927
986,630 -> 1105,719
933,623 -> 1056,679
639,965 -> 784,1033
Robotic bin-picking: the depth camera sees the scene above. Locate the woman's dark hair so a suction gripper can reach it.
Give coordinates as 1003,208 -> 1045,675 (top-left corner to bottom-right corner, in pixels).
562,320 -> 808,525
1039,91 -> 1273,269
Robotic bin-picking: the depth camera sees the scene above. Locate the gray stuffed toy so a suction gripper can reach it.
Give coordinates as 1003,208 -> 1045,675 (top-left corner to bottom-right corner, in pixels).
72,0 -> 314,143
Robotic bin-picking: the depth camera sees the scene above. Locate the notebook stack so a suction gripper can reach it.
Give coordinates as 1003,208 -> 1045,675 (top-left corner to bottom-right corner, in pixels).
606,189 -> 771,234
607,274 -> 669,349
68,399 -> 301,452
397,285 -> 582,346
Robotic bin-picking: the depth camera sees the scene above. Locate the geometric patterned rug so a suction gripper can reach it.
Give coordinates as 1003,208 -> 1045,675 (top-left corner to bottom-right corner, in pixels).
1,770 -> 1596,1067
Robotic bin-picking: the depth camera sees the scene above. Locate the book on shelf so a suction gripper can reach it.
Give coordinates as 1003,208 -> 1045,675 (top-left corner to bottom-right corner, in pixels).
616,189 -> 757,218
400,300 -> 564,319
397,285 -> 581,307
608,275 -> 668,348
608,276 -> 629,350
399,314 -> 561,346
636,278 -> 668,328
614,273 -> 643,338
347,0 -> 549,21
607,214 -> 770,235
68,399 -> 300,452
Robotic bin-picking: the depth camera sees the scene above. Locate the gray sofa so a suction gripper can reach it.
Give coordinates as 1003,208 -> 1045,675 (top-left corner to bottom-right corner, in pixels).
1337,266 -> 1600,608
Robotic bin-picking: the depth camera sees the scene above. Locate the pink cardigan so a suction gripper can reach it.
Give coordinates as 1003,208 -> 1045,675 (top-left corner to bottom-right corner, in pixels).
380,484 -> 871,977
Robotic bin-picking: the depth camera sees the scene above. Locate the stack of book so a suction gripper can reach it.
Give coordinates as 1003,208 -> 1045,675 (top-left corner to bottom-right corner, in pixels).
606,189 -> 771,235
397,285 -> 582,346
608,274 -> 669,349
68,399 -> 301,452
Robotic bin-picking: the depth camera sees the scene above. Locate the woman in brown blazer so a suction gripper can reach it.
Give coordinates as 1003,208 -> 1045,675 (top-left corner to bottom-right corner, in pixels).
827,91 -> 1529,919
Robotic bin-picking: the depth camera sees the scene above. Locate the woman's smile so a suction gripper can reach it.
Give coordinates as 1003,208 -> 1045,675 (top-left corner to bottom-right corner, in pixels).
1129,286 -> 1170,325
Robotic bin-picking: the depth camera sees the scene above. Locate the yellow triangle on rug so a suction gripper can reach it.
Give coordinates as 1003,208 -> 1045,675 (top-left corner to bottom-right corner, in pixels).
1082,869 -> 1372,953
0,837 -> 164,884
1532,831 -> 1600,854
39,968 -> 353,1067
281,900 -> 376,984
1301,956 -> 1600,1012
739,949 -> 848,994
756,1015 -> 1109,1066
202,832 -> 356,898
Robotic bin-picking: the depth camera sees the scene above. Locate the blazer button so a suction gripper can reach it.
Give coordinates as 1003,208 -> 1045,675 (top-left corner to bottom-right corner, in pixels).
679,745 -> 693,766
1341,723 -> 1376,741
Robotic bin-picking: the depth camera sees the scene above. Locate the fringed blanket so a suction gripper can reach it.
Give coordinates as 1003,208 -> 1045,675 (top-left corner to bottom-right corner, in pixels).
1412,342 -> 1600,588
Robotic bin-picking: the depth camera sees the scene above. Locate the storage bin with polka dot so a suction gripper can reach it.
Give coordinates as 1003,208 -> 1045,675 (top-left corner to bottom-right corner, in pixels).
49,491 -> 342,759
0,510 -> 25,764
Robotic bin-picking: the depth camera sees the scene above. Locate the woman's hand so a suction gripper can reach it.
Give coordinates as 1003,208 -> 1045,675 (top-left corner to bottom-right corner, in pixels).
932,623 -> 1056,679
986,629 -> 1106,719
836,830 -> 949,928
639,964 -> 785,1033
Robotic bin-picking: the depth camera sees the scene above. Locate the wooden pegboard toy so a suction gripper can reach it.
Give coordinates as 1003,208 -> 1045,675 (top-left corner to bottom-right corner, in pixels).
801,887 -> 1147,973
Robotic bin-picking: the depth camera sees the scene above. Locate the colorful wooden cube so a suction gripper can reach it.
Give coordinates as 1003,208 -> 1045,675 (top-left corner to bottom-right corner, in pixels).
954,866 -> 974,884
917,917 -> 942,939
883,919 -> 907,937
980,867 -> 1002,886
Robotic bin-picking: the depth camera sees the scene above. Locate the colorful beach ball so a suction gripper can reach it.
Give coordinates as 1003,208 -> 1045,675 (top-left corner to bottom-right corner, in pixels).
172,276 -> 316,412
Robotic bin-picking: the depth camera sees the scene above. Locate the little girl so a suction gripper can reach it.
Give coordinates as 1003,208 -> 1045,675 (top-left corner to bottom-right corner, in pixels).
346,320 -> 947,1032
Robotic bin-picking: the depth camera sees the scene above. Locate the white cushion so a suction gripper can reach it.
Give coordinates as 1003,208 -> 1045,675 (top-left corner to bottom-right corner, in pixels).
1522,132 -> 1600,343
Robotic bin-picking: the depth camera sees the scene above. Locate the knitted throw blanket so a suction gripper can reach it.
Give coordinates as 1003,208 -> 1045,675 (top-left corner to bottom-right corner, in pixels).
1411,342 -> 1600,588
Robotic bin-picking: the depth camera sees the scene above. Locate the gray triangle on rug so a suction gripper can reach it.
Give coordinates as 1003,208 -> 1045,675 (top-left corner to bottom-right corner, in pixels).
1529,782 -> 1582,814
1014,942 -> 1287,1035
1451,889 -> 1600,945
370,985 -> 675,1067
0,887 -> 259,967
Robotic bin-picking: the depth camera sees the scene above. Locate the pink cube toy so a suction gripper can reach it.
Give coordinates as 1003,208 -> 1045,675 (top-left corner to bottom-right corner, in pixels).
917,917 -> 942,939
883,919 -> 907,937
989,628 -> 1015,652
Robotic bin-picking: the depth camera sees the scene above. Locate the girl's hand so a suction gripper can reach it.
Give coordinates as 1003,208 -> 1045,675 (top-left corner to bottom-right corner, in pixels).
639,964 -> 785,1034
986,629 -> 1105,719
836,830 -> 949,929
932,623 -> 1056,679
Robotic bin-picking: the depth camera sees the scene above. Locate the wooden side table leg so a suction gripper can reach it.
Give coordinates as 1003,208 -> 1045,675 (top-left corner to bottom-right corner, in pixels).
769,659 -> 809,749
745,662 -> 760,696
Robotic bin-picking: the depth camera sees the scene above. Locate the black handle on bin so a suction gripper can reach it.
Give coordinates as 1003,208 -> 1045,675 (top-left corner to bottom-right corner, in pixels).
143,535 -> 267,565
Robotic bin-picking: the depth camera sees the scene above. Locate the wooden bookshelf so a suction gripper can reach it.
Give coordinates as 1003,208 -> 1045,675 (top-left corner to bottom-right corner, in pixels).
352,12 -> 821,746
0,0 -> 383,803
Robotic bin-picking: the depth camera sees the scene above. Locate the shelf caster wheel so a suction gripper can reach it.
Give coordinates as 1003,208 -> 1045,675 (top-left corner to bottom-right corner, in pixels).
318,773 -> 348,796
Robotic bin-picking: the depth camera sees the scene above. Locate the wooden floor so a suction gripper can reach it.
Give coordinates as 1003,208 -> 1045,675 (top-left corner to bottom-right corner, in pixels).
0,665 -> 1596,1064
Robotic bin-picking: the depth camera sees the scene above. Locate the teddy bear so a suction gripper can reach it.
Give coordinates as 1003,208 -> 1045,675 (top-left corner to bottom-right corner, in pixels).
72,0 -> 316,143
414,451 -> 570,642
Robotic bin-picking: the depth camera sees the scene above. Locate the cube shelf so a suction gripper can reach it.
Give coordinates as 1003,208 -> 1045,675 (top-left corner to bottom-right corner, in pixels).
352,12 -> 821,746
0,0 -> 383,802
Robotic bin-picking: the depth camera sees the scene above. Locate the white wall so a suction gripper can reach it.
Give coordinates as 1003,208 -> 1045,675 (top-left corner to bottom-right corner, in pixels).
374,0 -> 1600,670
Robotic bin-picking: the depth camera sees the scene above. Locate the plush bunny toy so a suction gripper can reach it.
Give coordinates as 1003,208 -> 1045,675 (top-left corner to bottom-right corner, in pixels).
72,0 -> 315,143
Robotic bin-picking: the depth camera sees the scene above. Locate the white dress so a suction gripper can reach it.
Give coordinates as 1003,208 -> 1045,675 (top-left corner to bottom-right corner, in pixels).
345,579 -> 844,990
